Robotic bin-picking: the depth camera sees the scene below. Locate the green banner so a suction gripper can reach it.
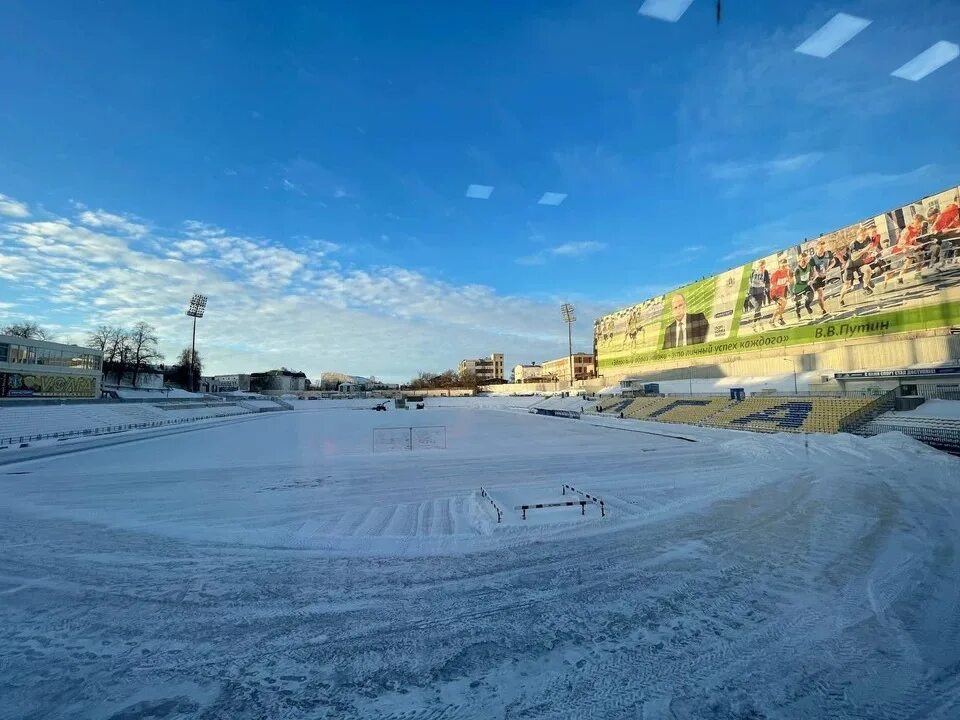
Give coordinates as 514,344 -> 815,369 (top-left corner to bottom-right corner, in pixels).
596,184 -> 960,372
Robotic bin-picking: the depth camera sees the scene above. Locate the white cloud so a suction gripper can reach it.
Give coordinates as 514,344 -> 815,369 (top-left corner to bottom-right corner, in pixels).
550,241 -> 606,257
708,152 -> 823,181
795,13 -> 871,59
515,240 -> 606,266
465,184 -> 494,200
891,41 -> 959,81
0,193 -> 30,218
0,254 -> 31,279
78,209 -> 147,237
637,0 -> 694,23
174,239 -> 208,256
333,187 -> 353,199
1,196 -> 609,380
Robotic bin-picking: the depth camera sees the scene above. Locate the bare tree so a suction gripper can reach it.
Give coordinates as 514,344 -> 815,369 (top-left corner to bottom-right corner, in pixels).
103,328 -> 131,384
3,321 -> 49,340
87,325 -> 114,354
129,321 -> 162,387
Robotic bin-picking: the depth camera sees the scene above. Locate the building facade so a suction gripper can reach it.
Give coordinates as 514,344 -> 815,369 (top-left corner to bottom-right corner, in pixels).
0,335 -> 103,399
206,374 -> 252,392
249,369 -> 308,393
512,363 -> 549,383
460,353 -> 504,382
542,353 -> 596,384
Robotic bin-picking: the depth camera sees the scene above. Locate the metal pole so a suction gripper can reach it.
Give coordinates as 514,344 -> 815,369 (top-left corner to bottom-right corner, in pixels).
567,321 -> 573,388
190,314 -> 197,393
793,360 -> 798,394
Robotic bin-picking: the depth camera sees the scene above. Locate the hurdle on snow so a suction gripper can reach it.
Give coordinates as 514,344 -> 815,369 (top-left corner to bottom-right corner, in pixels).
562,483 -> 606,517
515,499 -> 588,520
479,486 -> 503,523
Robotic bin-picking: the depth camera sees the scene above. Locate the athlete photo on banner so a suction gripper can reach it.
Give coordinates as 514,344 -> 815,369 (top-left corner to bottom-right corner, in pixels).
596,184 -> 960,373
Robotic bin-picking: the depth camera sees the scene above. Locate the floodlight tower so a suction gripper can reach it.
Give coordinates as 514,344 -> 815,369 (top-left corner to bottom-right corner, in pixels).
560,303 -> 576,387
186,293 -> 207,393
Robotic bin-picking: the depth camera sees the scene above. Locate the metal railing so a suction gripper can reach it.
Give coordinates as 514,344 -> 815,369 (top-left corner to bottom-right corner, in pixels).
0,409 -> 254,448
838,389 -> 898,433
907,385 -> 960,401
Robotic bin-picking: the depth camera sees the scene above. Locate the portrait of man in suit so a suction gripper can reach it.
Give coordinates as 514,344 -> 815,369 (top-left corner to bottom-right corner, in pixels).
662,292 -> 709,349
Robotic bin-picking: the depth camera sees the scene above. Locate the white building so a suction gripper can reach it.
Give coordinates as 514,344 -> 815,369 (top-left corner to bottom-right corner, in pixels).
460,353 -> 504,383
512,363 -> 547,383
542,353 -> 596,384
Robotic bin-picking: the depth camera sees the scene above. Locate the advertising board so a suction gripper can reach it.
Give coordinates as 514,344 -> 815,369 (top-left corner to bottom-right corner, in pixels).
596,185 -> 960,371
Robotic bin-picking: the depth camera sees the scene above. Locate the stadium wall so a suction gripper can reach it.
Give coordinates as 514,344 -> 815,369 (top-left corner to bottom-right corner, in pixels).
595,184 -> 960,382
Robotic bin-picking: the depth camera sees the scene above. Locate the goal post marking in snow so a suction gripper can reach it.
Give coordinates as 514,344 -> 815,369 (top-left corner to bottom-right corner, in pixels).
562,483 -> 606,517
372,425 -> 447,452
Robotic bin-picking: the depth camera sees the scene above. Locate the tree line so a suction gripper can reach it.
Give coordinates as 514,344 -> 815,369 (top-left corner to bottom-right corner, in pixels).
405,369 -> 480,390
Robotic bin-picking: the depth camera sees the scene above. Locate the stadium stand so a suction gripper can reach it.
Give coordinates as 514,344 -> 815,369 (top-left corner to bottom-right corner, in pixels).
640,396 -> 734,424
0,401 -> 256,447
597,398 -> 634,415
622,397 -> 669,418
702,396 -> 880,434
855,401 -> 960,453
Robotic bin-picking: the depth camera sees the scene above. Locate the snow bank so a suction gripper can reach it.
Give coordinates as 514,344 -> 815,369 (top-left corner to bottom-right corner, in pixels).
892,398 -> 960,419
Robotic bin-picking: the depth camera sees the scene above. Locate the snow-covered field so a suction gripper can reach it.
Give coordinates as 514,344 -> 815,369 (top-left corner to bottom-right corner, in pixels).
2,403 -> 959,719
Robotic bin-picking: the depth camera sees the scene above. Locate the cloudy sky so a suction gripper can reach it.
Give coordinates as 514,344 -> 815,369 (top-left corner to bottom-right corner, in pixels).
1,0 -> 957,381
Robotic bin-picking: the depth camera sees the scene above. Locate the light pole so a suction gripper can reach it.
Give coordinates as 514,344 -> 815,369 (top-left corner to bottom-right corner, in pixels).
560,303 -> 576,388
782,356 -> 798,394
186,294 -> 207,393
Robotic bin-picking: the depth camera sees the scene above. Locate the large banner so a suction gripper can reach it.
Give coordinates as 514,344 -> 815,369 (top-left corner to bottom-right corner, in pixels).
596,185 -> 960,371
0,372 -> 97,398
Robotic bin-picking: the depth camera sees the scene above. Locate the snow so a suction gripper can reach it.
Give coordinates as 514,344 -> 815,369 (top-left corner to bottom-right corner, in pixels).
111,387 -> 201,399
2,405 -> 959,718
0,401 -> 251,445
891,398 -> 960,419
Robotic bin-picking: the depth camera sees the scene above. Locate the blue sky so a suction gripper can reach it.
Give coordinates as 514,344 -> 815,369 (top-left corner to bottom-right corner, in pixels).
1,0 -> 958,381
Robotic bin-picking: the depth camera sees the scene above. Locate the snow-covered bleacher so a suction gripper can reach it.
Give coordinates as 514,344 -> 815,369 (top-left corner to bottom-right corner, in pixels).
858,399 -> 960,452
0,401 -> 253,447
239,399 -> 288,411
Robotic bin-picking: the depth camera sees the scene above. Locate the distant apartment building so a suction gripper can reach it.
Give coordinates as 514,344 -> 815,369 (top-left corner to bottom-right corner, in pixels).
459,353 -> 504,383
542,353 -> 596,384
512,363 -> 549,383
